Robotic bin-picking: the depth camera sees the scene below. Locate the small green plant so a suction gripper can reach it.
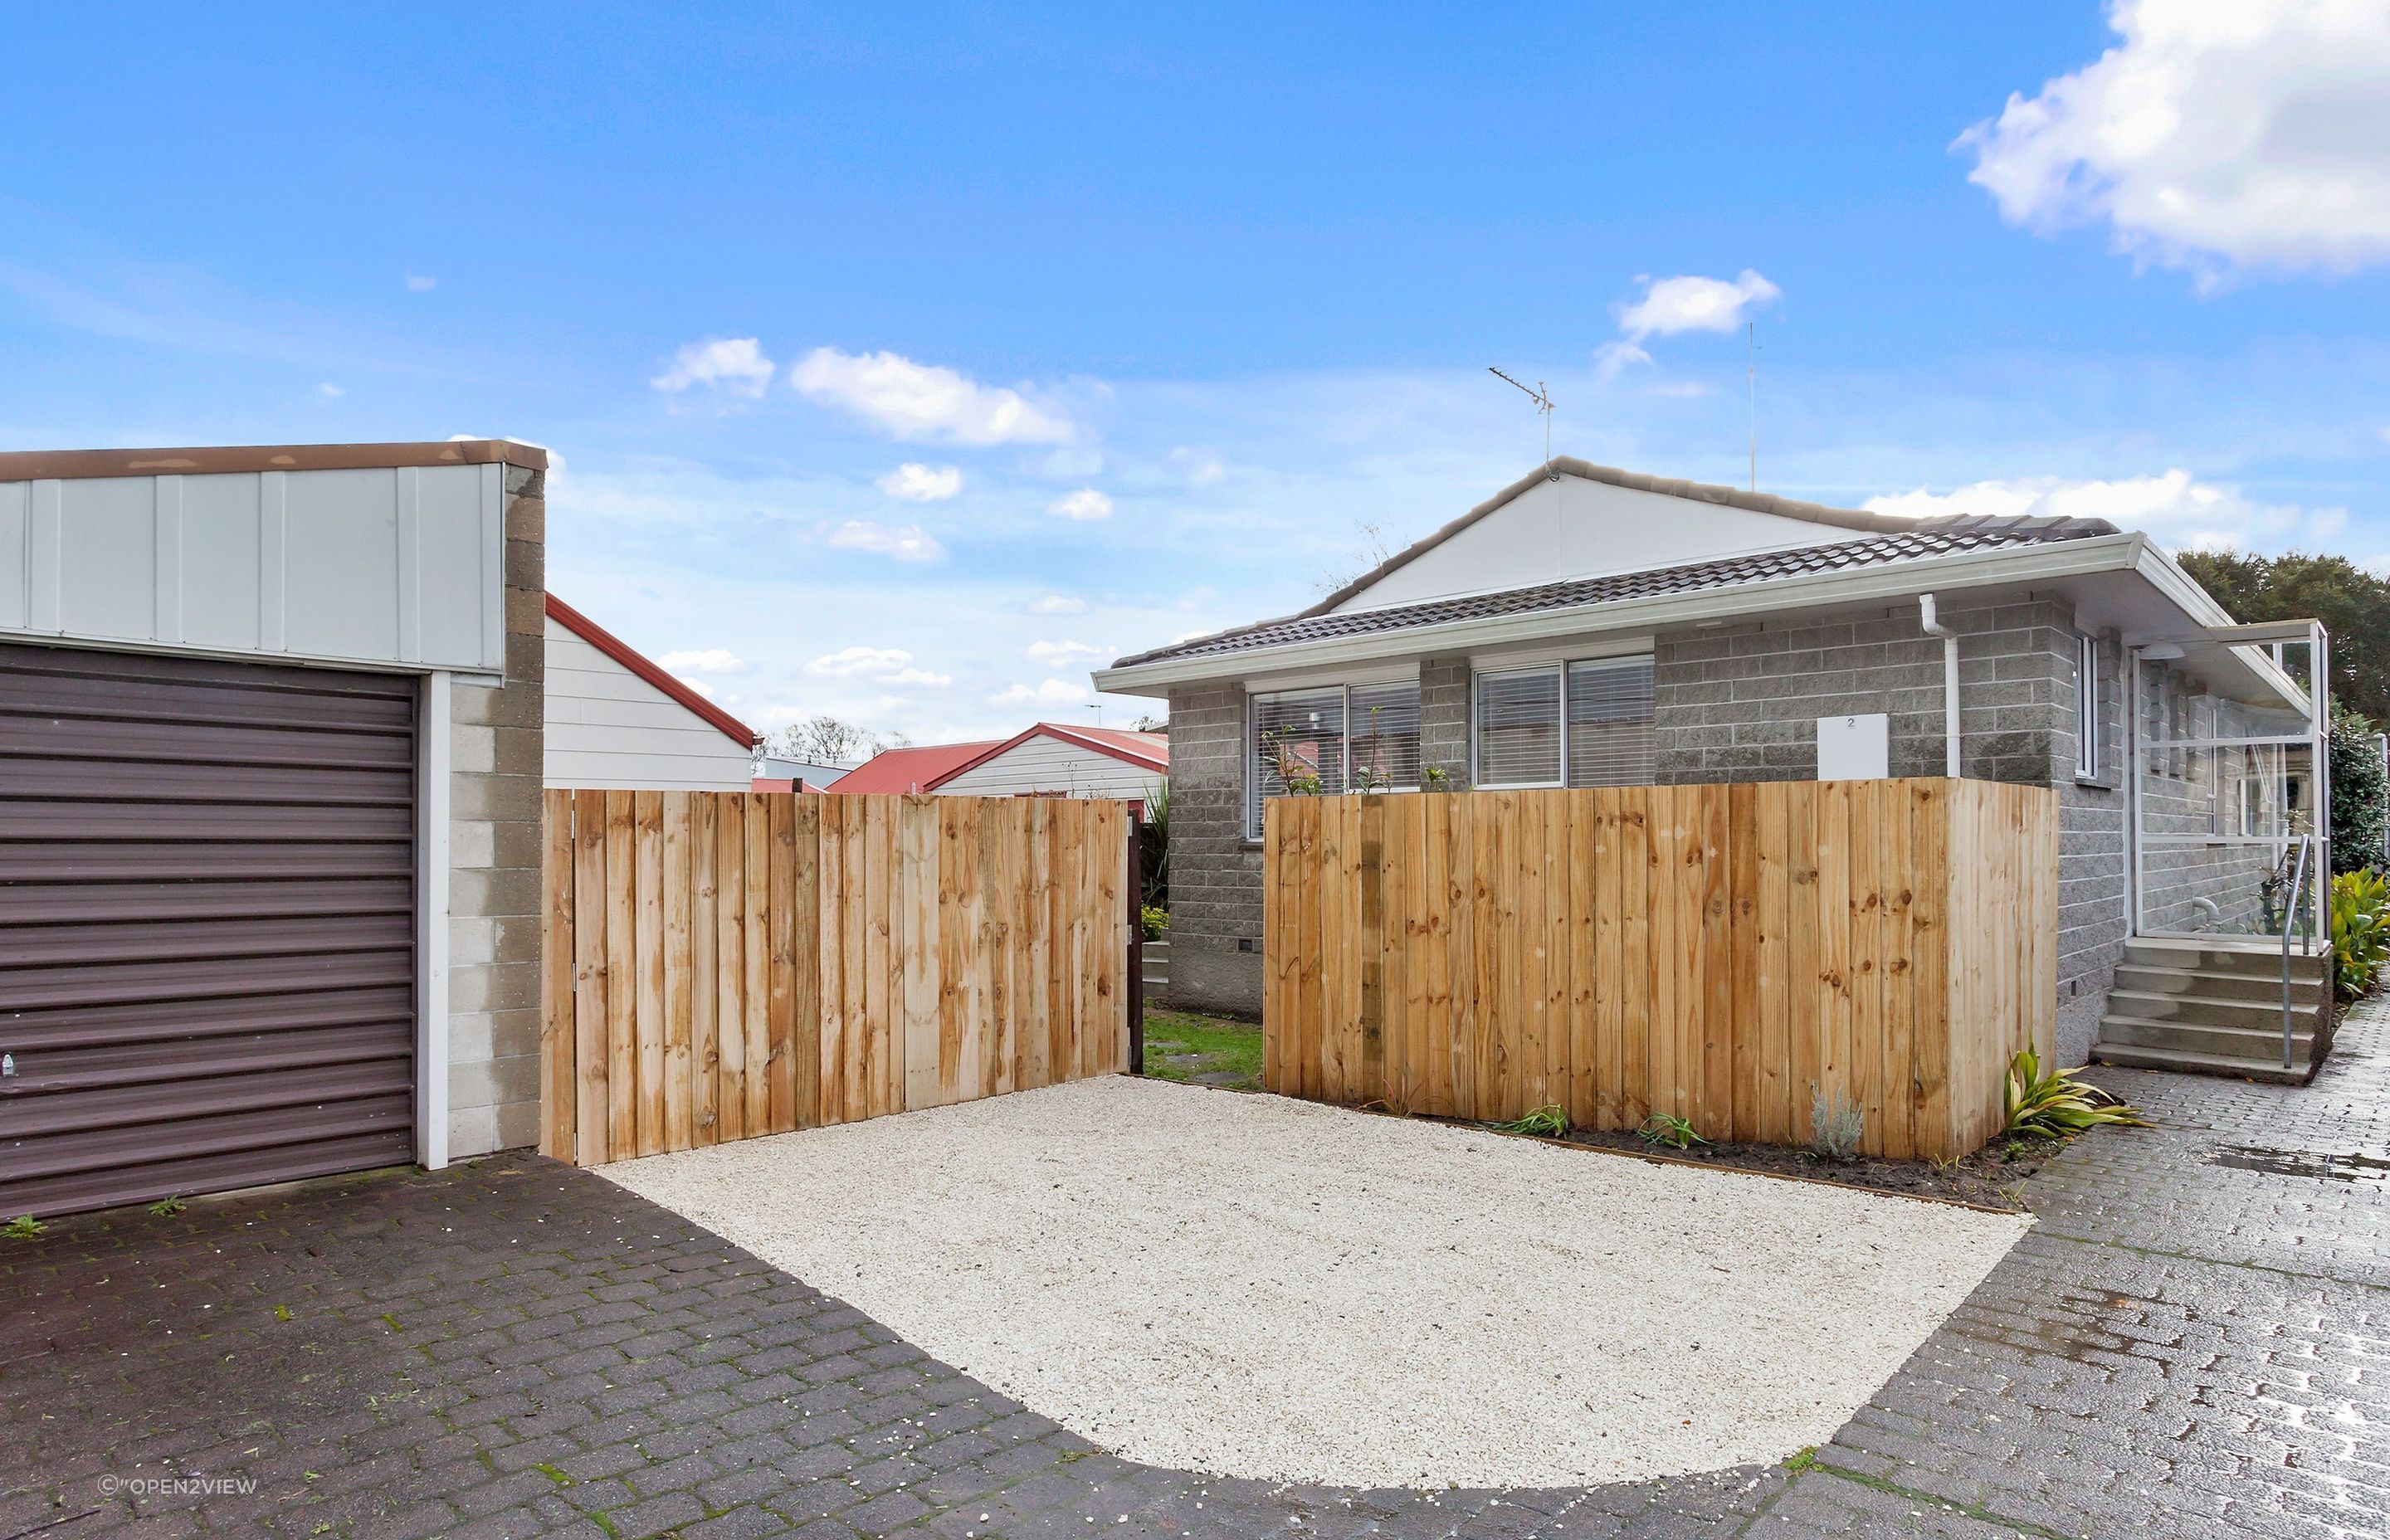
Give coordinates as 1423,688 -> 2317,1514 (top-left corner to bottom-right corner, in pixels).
2002,1050 -> 2148,1138
1359,1071 -> 1424,1118
1265,734 -> 1324,796
1636,1113 -> 1705,1150
148,1195 -> 186,1217
1139,904 -> 1169,943
2,1215 -> 43,1239
1785,1446 -> 1818,1473
1809,1084 -> 1865,1162
1422,766 -> 1453,789
2331,868 -> 2390,1001
1497,1103 -> 1570,1138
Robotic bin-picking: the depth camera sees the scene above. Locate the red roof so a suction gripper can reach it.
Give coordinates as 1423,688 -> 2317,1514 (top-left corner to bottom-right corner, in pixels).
545,593 -> 761,750
934,722 -> 1168,786
827,740 -> 1003,795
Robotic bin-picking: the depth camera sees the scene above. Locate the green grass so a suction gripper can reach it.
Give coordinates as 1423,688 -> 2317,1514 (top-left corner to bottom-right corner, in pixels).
1140,1009 -> 1265,1089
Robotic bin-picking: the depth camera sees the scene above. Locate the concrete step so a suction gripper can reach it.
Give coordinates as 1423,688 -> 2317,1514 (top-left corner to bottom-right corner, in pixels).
2111,963 -> 2327,1005
2095,1012 -> 2319,1060
2103,988 -> 2330,1035
2120,939 -> 2328,980
2089,1039 -> 2312,1084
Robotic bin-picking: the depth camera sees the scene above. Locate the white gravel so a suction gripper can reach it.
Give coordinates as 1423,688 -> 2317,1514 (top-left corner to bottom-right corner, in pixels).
602,1075 -> 2027,1490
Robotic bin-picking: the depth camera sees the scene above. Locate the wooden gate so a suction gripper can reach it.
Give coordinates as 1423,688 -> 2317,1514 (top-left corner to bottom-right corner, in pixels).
1263,777 -> 2056,1161
539,790 -> 1132,1164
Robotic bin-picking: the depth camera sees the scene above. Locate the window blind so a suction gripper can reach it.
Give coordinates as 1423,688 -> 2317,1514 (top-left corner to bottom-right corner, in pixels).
1475,666 -> 1563,786
1566,657 -> 1656,787
1250,688 -> 1346,833
1349,681 -> 1422,790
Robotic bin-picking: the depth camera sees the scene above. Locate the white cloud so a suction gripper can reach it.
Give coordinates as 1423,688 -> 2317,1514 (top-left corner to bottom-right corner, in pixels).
788,346 -> 1076,445
676,676 -> 718,699
1027,640 -> 1105,668
316,382 -> 344,398
1958,0 -> 2390,280
651,337 -> 776,397
405,272 -> 437,293
1864,468 -> 2346,551
1597,270 -> 1780,378
1047,488 -> 1114,521
993,678 -> 1091,706
658,648 -> 744,673
807,646 -> 952,688
1028,594 -> 1087,615
1171,446 -> 1227,486
826,519 -> 944,563
877,462 -> 963,502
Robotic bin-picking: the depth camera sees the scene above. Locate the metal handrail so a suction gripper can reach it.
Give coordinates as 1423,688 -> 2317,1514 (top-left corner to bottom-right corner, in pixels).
2280,833 -> 2314,1070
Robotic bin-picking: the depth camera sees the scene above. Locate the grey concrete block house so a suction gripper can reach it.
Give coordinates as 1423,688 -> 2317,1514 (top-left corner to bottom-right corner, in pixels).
1095,459 -> 2333,1077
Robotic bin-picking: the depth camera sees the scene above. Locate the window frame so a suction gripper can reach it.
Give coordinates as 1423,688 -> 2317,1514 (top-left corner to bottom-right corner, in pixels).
1471,652 -> 1657,791
2075,633 -> 2103,782
1246,680 -> 1422,837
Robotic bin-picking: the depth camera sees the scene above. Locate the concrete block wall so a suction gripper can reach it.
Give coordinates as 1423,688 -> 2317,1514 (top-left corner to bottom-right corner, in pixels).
2056,635 -> 2127,1065
446,464 -> 548,1158
1161,681 -> 1267,1015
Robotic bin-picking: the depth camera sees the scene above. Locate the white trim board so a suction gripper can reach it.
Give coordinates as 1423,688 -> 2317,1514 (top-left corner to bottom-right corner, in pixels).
415,670 -> 451,1171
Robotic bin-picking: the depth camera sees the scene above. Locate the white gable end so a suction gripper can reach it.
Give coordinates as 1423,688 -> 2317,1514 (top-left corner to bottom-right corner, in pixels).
939,735 -> 1163,802
544,614 -> 754,792
1332,473 -> 1853,613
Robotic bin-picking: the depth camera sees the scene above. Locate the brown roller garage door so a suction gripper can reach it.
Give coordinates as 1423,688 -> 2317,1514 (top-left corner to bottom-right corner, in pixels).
0,641 -> 417,1217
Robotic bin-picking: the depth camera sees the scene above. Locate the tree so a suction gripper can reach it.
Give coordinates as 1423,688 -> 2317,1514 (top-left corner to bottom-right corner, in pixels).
2329,701 -> 2388,875
2178,551 -> 2390,728
765,714 -> 905,765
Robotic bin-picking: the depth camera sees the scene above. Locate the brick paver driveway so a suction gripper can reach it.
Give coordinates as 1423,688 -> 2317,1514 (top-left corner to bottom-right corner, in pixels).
6,1003 -> 2387,1540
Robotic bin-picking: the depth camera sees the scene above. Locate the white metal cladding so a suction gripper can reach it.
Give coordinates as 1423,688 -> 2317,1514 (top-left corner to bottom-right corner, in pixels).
0,464 -> 506,675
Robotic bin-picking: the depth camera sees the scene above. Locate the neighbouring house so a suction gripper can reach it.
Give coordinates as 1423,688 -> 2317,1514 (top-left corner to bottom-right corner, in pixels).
752,753 -> 854,792
0,440 -> 548,1216
544,592 -> 760,792
934,723 -> 1168,807
830,723 -> 1168,807
1094,458 -> 2330,1074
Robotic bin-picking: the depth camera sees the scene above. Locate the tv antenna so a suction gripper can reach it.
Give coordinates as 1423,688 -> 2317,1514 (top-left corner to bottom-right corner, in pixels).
1488,368 -> 1557,478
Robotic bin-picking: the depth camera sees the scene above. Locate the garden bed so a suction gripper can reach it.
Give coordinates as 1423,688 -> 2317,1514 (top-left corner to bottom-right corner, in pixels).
1555,1127 -> 2065,1212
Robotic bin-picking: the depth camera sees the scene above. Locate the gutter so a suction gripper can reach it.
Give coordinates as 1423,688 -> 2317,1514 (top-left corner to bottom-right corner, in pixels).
1095,530 -> 2148,697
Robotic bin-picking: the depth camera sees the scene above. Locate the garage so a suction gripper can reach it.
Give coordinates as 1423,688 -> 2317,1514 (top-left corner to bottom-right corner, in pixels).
0,641 -> 420,1216
0,438 -> 549,1217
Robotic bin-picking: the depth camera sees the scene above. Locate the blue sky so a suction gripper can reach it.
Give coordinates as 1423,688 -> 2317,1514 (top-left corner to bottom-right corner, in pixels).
3,2 -> 2386,743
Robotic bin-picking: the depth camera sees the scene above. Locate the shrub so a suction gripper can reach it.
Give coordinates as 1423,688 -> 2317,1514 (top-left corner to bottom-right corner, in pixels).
2,1215 -> 41,1240
1809,1084 -> 1865,1161
1636,1113 -> 1705,1150
2331,868 -> 2390,1001
2329,702 -> 2388,875
2002,1050 -> 2148,1138
1497,1104 -> 1569,1138
1139,904 -> 1169,943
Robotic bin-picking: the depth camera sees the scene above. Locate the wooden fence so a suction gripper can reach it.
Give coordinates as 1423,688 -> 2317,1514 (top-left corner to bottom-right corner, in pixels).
1263,777 -> 2055,1160
539,790 -> 1133,1165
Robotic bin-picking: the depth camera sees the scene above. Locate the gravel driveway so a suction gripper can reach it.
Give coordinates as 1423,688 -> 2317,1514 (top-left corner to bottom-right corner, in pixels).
602,1075 -> 2027,1490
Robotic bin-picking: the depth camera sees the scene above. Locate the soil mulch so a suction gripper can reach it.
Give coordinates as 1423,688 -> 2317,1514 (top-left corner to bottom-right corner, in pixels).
1555,1126 -> 2066,1211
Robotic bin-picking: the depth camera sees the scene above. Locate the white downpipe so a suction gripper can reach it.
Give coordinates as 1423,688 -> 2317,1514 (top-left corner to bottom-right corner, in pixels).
1919,594 -> 1961,777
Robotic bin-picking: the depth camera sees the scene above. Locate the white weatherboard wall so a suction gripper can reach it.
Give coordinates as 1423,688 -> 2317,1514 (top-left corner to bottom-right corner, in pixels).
1332,474 -> 1846,613
937,734 -> 1163,802
544,614 -> 753,791
0,466 -> 507,672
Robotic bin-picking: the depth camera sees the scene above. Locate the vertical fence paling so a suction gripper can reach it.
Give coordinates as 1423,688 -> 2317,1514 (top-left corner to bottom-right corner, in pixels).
1261,778 -> 2056,1160
540,790 -> 1130,1163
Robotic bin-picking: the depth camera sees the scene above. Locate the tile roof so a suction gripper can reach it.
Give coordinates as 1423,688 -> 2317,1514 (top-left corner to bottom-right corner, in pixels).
1112,514 -> 2117,669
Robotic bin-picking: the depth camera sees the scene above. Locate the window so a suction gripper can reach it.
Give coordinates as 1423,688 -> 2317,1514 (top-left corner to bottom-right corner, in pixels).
1247,681 -> 1422,835
1475,667 -> 1564,786
2075,634 -> 2102,780
1568,657 -> 1657,787
1473,655 -> 1657,789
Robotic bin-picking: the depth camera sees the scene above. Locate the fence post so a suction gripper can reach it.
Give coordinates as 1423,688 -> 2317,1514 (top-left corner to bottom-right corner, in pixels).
1127,802 -> 1144,1075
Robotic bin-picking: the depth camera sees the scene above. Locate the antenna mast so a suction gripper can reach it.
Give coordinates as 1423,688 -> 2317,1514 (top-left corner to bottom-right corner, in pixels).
1488,368 -> 1557,479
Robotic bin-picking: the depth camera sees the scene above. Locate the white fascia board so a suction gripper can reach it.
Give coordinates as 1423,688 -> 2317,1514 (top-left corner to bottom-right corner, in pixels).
1095,532 -> 2150,696
2129,540 -> 2310,708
